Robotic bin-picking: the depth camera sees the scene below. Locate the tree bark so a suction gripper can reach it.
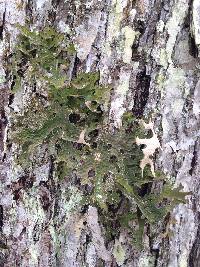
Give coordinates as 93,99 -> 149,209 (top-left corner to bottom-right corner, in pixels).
0,0 -> 200,266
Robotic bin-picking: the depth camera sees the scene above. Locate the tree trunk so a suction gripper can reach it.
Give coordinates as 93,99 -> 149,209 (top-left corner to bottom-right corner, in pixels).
0,0 -> 199,266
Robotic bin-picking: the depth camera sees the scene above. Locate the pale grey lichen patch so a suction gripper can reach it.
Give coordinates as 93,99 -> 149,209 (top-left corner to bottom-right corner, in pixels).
158,22 -> 199,263
121,26 -> 138,64
100,0 -> 137,68
4,191 -> 46,266
162,66 -> 187,120
192,0 -> 200,48
100,0 -> 125,73
0,0 -> 26,132
59,186 -> 83,217
37,230 -> 52,267
9,87 -> 25,113
57,214 -> 84,267
168,206 -> 196,267
0,190 -> 13,208
6,155 -> 24,183
86,243 -> 97,267
34,162 -> 50,185
165,0 -> 189,64
161,130 -> 200,266
0,0 -> 26,46
138,252 -> 155,267
158,49 -> 169,69
86,52 -> 99,73
193,79 -> 200,118
156,20 -> 165,33
109,68 -> 131,127
87,206 -> 112,262
99,1 -> 138,127
75,12 -> 102,61
152,0 -> 189,68
166,147 -> 198,267
0,1 -> 27,173
113,239 -> 126,266
103,0 -> 128,58
0,74 -> 5,84
0,41 -> 5,80
174,31 -> 197,69
23,191 -> 46,234
52,185 -> 84,264
36,0 -> 47,10
23,193 -> 46,266
58,21 -> 71,34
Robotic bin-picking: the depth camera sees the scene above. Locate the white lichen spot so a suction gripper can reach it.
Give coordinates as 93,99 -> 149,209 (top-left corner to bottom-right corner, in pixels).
9,85 -> 24,113
96,194 -> 103,199
36,0 -> 47,10
3,222 -> 11,236
130,8 -> 137,21
58,21 -> 71,34
156,20 -> 165,32
94,152 -> 101,162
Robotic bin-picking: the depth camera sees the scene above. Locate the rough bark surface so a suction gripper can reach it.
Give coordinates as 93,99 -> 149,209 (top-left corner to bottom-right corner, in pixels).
0,0 -> 200,266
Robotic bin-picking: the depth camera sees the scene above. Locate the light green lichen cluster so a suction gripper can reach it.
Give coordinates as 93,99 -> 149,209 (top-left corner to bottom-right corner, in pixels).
113,240 -> 126,266
10,26 -> 190,249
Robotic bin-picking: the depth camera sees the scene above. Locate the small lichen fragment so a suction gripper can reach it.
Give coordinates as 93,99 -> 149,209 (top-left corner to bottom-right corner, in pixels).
121,26 -> 138,64
109,68 -> 131,127
136,120 -> 160,177
36,0 -> 47,10
113,239 -> 126,266
75,12 -> 101,61
192,0 -> 200,47
87,206 -> 111,262
165,0 -> 188,64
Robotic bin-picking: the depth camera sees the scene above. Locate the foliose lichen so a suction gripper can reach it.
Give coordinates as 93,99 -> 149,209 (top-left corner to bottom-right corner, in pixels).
9,25 -> 190,249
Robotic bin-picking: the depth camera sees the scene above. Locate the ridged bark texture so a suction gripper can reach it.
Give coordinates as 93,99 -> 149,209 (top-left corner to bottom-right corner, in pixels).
0,0 -> 200,266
